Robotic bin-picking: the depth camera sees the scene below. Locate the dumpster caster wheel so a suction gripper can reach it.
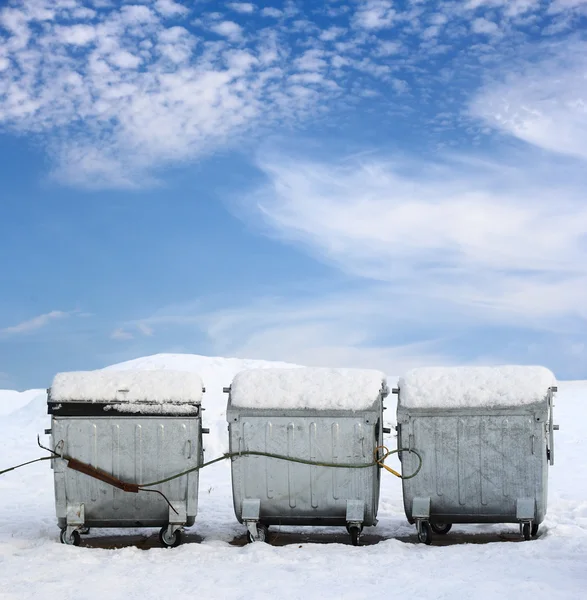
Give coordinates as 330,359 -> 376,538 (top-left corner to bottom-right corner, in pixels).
159,527 -> 183,548
522,522 -> 531,541
531,523 -> 539,537
430,523 -> 452,535
417,521 -> 431,545
60,528 -> 80,546
348,525 -> 361,546
246,524 -> 268,543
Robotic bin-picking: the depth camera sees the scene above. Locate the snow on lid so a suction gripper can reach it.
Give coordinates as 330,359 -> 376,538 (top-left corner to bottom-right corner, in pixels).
229,367 -> 387,410
399,366 -> 556,409
50,370 -> 204,404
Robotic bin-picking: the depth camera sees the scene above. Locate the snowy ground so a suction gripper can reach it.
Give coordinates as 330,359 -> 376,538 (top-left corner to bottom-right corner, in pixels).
1,355 -> 586,600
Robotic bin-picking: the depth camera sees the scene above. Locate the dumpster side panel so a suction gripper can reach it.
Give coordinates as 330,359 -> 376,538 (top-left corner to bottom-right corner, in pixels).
399,407 -> 548,524
229,412 -> 380,526
52,415 -> 201,527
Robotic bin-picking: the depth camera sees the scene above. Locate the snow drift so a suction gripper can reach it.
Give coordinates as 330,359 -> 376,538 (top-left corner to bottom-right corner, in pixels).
0,354 -> 585,600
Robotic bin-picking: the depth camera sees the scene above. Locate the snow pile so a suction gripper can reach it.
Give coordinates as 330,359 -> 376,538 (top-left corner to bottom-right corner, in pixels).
0,389 -> 45,416
0,355 -> 586,600
230,367 -> 388,410
50,370 -> 204,405
399,365 -> 556,409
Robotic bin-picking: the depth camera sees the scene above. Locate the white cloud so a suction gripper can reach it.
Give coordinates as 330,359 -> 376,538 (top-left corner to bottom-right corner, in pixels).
353,0 -> 396,30
52,143 -> 150,190
294,49 -> 328,72
210,20 -> 243,41
391,78 -> 409,94
319,26 -> 346,41
504,0 -> 541,17
227,2 -> 256,14
111,328 -> 134,340
374,40 -> 402,56
429,13 -> 448,25
1,3 -> 332,187
0,0 -> 584,191
119,5 -> 159,25
56,24 -> 97,46
109,50 -> 142,69
421,25 -> 442,39
1,311 -> 69,335
260,7 -> 283,18
471,17 -> 500,35
111,322 -> 154,341
0,1 -> 392,190
290,72 -> 325,85
154,0 -> 189,18
549,0 -> 587,13
465,0 -> 539,12
136,294 -> 457,374
137,323 -> 154,337
470,43 -> 587,161
240,149 -> 587,331
464,0 -> 496,8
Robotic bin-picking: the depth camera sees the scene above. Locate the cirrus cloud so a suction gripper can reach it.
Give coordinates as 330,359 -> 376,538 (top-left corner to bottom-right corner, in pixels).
242,147 -> 587,331
1,310 -> 71,336
1,0 -> 585,189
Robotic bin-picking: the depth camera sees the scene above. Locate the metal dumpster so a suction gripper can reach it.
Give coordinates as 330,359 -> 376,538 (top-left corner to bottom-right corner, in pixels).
225,367 -> 389,545
396,365 -> 558,544
47,369 -> 205,547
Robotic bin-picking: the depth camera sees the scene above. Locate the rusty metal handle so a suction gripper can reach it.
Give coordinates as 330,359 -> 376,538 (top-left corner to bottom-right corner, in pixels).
67,458 -> 140,493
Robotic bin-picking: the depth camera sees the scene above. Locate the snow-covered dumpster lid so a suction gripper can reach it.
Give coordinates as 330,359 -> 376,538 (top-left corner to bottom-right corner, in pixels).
398,365 -> 556,410
48,370 -> 204,415
229,367 -> 388,411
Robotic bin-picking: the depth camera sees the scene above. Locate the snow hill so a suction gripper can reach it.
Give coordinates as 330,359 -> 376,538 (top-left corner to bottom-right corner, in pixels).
0,354 -> 586,600
0,388 -> 45,417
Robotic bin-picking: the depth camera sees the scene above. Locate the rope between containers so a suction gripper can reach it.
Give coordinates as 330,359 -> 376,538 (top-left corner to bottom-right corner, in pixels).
139,445 -> 422,487
1,438 -> 422,513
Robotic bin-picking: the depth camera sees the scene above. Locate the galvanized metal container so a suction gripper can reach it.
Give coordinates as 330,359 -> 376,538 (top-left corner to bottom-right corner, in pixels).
396,366 -> 558,544
225,368 -> 388,545
47,370 -> 205,547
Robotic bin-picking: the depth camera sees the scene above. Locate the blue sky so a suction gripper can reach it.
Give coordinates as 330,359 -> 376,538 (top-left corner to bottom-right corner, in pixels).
1,0 -> 587,389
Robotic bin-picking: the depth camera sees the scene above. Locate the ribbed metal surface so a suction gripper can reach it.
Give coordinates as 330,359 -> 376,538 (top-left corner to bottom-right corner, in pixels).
399,405 -> 549,524
228,406 -> 382,527
51,415 -> 202,527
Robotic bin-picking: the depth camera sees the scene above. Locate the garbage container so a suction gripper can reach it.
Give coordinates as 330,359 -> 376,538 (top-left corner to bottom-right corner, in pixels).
225,367 -> 389,545
47,369 -> 205,547
396,365 -> 558,544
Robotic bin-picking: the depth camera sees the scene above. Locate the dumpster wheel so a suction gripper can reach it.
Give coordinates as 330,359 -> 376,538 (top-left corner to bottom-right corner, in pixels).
60,528 -> 80,546
416,521 -> 431,545
246,523 -> 268,543
430,523 -> 452,535
347,525 -> 361,546
159,526 -> 183,548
